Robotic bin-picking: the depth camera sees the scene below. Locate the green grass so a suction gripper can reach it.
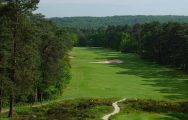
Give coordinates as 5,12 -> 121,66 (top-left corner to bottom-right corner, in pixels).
111,99 -> 188,120
112,112 -> 181,120
4,99 -> 187,120
63,47 -> 188,100
2,47 -> 188,119
9,99 -> 113,120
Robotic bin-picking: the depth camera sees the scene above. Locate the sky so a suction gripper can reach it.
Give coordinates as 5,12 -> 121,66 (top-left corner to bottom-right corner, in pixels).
36,0 -> 188,17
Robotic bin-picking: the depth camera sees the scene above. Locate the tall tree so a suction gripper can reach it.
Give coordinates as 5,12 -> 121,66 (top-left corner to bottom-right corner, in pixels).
0,0 -> 39,117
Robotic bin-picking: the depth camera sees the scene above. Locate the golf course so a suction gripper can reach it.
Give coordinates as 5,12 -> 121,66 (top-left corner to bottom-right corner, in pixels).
64,47 -> 188,100
59,47 -> 188,120
1,1 -> 188,120
2,47 -> 188,120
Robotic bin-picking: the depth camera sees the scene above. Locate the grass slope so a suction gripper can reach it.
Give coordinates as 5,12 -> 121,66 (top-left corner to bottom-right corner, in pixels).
63,47 -> 188,100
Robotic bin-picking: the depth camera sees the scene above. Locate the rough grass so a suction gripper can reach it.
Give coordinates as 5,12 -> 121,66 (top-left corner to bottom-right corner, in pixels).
10,99 -> 114,120
8,99 -> 188,120
112,99 -> 188,120
63,47 -> 188,100
112,112 -> 186,120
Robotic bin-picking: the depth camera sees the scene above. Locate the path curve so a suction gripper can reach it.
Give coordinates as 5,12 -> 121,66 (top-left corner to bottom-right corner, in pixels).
102,98 -> 126,120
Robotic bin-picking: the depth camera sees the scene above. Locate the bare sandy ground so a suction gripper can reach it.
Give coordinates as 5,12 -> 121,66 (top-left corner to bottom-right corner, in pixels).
102,98 -> 127,120
69,56 -> 75,59
90,59 -> 123,64
1,109 -> 9,114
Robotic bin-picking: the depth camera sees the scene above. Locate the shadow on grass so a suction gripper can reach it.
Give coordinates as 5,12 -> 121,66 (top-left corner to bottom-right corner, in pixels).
167,113 -> 188,120
85,47 -> 188,100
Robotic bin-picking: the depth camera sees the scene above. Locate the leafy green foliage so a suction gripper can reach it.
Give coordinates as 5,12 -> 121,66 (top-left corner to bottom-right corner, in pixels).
120,32 -> 137,53
112,99 -> 188,120
51,16 -> 188,29
82,22 -> 188,73
9,98 -> 188,120
0,1 -> 73,117
13,99 -> 113,120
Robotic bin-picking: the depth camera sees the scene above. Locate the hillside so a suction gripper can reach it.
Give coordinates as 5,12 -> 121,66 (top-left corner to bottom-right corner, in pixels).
50,15 -> 188,29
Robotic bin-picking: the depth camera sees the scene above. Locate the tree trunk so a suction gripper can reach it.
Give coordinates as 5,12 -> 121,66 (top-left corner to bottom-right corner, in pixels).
138,29 -> 142,54
8,95 -> 14,118
34,87 -> 38,102
8,9 -> 19,118
0,88 -> 2,113
8,39 -> 16,117
40,92 -> 43,102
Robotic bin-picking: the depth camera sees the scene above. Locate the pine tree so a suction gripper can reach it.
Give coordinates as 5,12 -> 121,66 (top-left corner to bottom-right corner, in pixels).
0,0 -> 39,117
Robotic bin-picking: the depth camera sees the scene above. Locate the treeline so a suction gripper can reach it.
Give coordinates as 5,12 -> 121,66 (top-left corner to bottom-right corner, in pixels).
50,16 -> 188,29
80,22 -> 188,72
0,1 -> 74,117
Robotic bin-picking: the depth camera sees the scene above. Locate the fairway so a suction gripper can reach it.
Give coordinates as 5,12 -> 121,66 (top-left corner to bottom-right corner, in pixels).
63,47 -> 188,100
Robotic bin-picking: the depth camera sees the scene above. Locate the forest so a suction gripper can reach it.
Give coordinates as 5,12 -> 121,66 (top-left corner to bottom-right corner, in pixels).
51,16 -> 188,29
0,0 -> 75,117
77,22 -> 188,73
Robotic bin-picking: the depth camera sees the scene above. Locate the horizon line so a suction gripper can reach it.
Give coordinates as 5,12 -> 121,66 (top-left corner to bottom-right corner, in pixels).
47,15 -> 188,18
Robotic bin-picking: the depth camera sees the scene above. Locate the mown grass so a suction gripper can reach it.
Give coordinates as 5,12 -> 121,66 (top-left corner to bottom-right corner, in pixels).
63,47 -> 188,100
62,47 -> 188,119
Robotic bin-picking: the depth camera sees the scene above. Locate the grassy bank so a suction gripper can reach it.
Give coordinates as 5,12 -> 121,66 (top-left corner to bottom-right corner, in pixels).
7,99 -> 113,120
112,99 -> 188,120
5,99 -> 188,120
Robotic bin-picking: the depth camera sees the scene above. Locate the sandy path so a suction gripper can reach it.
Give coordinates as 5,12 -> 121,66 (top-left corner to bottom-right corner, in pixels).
102,98 -> 126,120
1,109 -> 9,114
91,59 -> 123,64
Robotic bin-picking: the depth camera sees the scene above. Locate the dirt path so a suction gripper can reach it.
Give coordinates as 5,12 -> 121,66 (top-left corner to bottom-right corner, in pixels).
102,98 -> 126,120
1,109 -> 9,114
90,59 -> 123,64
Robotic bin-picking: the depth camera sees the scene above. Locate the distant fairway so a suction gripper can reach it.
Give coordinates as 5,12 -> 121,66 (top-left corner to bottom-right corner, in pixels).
63,47 -> 188,100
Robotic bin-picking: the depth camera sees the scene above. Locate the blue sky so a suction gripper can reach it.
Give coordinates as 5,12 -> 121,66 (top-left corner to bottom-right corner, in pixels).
36,0 -> 188,17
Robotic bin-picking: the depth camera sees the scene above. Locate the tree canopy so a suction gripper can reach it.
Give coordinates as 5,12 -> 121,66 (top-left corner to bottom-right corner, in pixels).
51,16 -> 188,29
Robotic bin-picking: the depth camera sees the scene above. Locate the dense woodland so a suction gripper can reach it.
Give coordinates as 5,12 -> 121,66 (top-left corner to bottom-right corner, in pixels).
51,16 -> 188,29
77,22 -> 188,72
0,0 -> 74,117
52,16 -> 188,72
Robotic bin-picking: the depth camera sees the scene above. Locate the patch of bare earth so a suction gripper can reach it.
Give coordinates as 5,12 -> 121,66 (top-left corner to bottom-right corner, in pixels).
69,56 -> 75,59
90,59 -> 123,64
